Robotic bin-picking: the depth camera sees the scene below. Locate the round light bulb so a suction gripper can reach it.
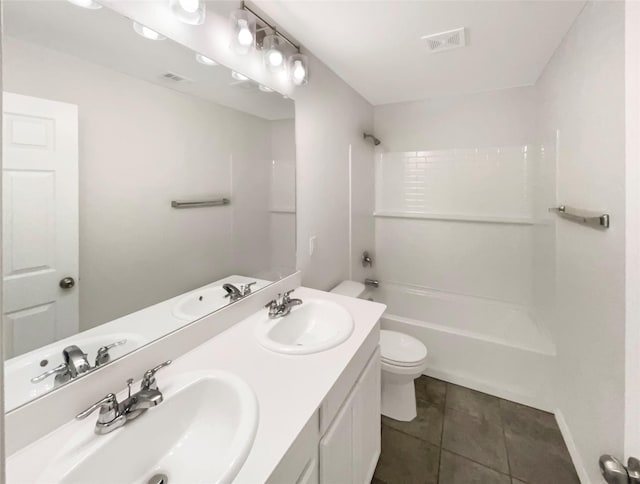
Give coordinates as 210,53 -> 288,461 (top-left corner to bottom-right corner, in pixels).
178,0 -> 199,13
133,22 -> 166,41
195,53 -> 217,66
238,28 -> 253,46
267,50 -> 284,67
237,19 -> 253,46
67,0 -> 102,8
293,60 -> 306,82
232,71 -> 249,81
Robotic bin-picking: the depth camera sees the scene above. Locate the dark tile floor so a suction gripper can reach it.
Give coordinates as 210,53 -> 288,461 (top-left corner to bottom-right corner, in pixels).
372,377 -> 579,484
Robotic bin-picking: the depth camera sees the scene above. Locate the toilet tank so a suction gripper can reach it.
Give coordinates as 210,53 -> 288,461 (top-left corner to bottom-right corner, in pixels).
330,280 -> 366,298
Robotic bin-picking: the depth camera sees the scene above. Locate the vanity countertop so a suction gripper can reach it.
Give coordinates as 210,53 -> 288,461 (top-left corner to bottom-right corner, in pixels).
6,286 -> 386,483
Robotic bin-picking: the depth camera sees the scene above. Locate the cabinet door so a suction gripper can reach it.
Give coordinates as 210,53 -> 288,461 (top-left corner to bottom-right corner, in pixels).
319,390 -> 355,484
353,347 -> 382,483
297,456 -> 319,484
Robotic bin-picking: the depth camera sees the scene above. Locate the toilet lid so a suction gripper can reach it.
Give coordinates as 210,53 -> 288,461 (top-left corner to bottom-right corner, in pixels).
380,330 -> 427,366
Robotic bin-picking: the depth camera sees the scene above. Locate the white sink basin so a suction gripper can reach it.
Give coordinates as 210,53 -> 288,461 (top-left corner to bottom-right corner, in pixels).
256,299 -> 354,354
172,285 -> 229,321
4,333 -> 147,411
29,371 -> 258,484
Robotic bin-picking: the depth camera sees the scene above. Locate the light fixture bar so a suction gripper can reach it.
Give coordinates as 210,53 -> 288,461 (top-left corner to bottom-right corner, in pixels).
241,1 -> 300,53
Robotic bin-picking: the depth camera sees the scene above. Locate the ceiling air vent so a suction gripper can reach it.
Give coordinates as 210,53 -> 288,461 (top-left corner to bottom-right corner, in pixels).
160,72 -> 191,83
421,28 -> 467,53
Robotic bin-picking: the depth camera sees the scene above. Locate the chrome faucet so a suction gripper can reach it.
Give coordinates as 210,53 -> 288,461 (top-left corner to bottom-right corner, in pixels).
31,340 -> 127,386
265,290 -> 303,319
31,344 -> 91,386
223,282 -> 257,302
76,360 -> 171,435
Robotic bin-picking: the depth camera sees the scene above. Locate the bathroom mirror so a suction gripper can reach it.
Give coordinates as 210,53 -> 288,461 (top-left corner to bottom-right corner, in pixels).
1,1 -> 296,411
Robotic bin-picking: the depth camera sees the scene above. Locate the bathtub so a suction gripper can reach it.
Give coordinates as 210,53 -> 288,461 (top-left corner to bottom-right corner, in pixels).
369,282 -> 556,411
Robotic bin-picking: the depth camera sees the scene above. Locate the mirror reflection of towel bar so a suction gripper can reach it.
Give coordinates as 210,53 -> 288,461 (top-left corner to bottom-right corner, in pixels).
171,198 -> 230,209
549,205 -> 610,229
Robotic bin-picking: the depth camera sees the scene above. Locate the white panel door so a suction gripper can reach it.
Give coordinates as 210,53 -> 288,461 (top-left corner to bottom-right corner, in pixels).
2,92 -> 79,358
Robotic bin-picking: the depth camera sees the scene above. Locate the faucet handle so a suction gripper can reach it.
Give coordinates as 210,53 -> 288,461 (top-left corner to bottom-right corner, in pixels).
95,339 -> 127,366
241,282 -> 257,296
265,296 -> 278,309
76,393 -> 119,421
283,289 -> 296,301
31,363 -> 69,383
141,360 -> 172,390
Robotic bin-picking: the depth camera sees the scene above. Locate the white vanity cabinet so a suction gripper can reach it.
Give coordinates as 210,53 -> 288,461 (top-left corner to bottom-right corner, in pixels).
319,346 -> 381,484
266,338 -> 381,484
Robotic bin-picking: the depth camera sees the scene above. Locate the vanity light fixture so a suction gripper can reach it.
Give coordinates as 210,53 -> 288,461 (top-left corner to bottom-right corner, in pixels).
258,84 -> 274,93
233,2 -> 309,87
67,0 -> 102,9
231,71 -> 249,82
133,22 -> 166,41
170,0 -> 206,26
195,53 -> 217,66
288,53 -> 309,86
263,34 -> 285,72
230,8 -> 255,55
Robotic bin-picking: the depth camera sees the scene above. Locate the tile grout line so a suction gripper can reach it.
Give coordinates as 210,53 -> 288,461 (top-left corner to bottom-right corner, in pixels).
436,382 -> 448,484
440,448 -> 513,480
498,399 -> 514,480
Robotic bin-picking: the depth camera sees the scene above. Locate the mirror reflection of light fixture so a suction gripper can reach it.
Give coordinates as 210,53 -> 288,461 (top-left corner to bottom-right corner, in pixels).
263,34 -> 285,72
67,0 -> 102,9
170,0 -> 206,25
195,53 -> 217,66
133,22 -> 166,41
231,71 -> 249,82
258,84 -> 274,93
288,53 -> 309,86
229,9 -> 255,55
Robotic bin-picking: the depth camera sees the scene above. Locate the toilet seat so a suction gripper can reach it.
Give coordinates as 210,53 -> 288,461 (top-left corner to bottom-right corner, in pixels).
380,330 -> 427,368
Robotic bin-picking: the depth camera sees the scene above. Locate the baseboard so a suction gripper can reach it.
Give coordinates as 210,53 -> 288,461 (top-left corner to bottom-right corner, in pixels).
554,409 -> 591,484
422,367 -> 554,412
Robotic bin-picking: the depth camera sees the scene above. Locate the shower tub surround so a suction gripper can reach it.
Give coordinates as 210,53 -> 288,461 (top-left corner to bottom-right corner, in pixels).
373,146 -> 556,410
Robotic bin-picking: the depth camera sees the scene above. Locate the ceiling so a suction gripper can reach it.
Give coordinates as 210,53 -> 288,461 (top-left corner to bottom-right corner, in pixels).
4,1 -> 294,120
254,0 -> 586,105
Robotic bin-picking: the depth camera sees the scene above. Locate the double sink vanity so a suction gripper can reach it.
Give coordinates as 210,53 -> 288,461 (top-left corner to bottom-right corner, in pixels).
6,286 -> 386,484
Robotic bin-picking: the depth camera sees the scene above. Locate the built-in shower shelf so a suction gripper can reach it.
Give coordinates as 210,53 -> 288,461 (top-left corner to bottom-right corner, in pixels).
373,211 -> 548,225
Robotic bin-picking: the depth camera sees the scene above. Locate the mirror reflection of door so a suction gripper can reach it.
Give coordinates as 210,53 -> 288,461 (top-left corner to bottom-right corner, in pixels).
2,92 -> 79,359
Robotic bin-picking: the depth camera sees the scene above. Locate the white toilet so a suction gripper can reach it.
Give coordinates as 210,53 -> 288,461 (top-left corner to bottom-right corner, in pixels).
330,280 -> 429,422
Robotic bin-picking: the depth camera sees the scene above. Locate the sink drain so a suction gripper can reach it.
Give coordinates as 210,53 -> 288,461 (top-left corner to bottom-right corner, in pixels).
147,474 -> 168,484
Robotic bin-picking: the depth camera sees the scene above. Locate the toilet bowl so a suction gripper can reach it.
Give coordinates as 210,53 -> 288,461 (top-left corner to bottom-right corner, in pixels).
330,280 -> 429,422
379,330 -> 428,421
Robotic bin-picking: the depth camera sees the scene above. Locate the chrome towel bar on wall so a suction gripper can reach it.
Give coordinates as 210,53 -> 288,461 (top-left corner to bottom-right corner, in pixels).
171,198 -> 231,209
548,205 -> 610,229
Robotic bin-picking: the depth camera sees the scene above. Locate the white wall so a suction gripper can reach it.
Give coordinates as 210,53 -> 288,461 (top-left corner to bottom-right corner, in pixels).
374,87 -> 538,152
3,36 -> 282,331
293,53 -> 374,290
537,2 -> 626,481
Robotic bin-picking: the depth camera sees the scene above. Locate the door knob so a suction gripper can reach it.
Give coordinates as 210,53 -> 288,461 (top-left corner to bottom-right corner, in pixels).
600,454 -> 640,483
59,277 -> 75,289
